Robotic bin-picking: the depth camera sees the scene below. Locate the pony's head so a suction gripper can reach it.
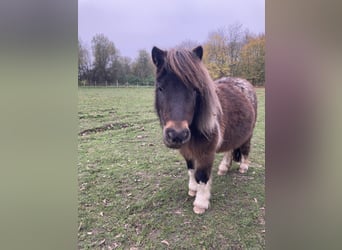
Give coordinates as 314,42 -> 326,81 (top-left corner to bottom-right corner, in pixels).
151,46 -> 222,149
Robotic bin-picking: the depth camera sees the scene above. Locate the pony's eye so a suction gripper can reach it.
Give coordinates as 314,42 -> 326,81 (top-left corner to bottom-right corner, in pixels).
158,87 -> 163,92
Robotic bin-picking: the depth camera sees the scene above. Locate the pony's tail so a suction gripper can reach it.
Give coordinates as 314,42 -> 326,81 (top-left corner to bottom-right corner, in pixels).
232,148 -> 241,162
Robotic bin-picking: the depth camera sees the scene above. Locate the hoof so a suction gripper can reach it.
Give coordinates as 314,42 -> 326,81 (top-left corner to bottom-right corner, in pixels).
188,189 -> 196,197
217,169 -> 227,176
193,206 -> 206,214
239,164 -> 248,173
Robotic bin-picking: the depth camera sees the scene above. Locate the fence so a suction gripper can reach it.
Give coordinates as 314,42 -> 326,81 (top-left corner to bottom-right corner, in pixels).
78,80 -> 264,88
78,81 -> 154,88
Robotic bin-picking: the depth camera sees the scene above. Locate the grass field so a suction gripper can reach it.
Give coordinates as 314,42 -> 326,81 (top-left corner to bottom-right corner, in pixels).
78,87 -> 265,249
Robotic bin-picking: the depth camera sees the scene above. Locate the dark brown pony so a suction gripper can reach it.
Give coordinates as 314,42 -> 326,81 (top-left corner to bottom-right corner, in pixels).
151,46 -> 257,214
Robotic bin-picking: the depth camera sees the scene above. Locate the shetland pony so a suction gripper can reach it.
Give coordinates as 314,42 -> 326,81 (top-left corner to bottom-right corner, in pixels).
151,46 -> 257,214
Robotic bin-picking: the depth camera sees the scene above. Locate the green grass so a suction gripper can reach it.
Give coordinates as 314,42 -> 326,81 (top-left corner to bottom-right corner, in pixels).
78,87 -> 265,249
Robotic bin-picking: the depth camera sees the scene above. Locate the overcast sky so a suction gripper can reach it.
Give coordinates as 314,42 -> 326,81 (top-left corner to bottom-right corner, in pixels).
78,0 -> 264,59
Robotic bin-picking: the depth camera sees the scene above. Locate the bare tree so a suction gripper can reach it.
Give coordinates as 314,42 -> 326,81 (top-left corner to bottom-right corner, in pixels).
176,39 -> 200,50
78,38 -> 91,85
225,22 -> 244,76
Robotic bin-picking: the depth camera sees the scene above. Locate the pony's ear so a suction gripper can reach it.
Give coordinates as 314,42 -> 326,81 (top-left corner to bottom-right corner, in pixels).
192,46 -> 203,60
152,46 -> 166,68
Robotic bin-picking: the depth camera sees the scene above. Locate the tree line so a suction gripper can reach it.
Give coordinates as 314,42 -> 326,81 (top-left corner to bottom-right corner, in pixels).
78,23 -> 264,87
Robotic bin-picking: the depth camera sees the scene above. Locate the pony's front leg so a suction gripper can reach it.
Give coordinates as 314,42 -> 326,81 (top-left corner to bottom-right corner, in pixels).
186,160 -> 197,197
192,155 -> 214,214
193,174 -> 212,214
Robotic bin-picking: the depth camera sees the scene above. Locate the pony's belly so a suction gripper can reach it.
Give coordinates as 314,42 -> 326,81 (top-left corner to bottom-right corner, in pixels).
215,130 -> 253,153
216,141 -> 235,153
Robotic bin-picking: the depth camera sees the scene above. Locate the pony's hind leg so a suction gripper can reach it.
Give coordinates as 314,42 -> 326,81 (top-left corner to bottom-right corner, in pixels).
239,155 -> 250,173
186,160 -> 197,197
218,150 -> 233,175
238,138 -> 252,174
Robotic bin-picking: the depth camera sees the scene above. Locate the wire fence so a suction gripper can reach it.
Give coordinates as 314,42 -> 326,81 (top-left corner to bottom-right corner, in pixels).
78,81 -> 154,88
78,80 -> 264,88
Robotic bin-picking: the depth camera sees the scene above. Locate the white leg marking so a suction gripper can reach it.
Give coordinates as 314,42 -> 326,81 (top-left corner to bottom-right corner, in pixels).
188,170 -> 197,197
218,151 -> 232,175
215,121 -> 223,150
239,155 -> 249,173
193,179 -> 212,214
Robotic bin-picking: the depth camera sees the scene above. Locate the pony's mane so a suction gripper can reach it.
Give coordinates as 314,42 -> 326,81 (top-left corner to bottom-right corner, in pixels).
165,48 -> 222,137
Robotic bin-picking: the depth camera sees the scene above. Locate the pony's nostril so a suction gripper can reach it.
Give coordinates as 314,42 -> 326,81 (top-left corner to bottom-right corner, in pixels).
167,131 -> 173,139
165,128 -> 175,140
183,129 -> 190,139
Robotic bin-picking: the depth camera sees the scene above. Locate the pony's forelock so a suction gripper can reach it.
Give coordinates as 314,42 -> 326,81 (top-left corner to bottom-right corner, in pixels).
165,48 -> 222,137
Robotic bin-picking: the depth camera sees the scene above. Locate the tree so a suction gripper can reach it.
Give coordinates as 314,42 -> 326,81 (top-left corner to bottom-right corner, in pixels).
225,23 -> 244,77
116,56 -> 132,84
239,34 -> 265,85
202,24 -> 265,85
203,29 -> 230,79
108,53 -> 122,84
91,34 -> 117,83
78,39 -> 91,85
176,39 -> 200,50
132,49 -> 154,85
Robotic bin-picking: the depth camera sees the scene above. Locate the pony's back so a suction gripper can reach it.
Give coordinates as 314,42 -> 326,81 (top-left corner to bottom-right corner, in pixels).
215,77 -> 257,153
215,77 -> 257,120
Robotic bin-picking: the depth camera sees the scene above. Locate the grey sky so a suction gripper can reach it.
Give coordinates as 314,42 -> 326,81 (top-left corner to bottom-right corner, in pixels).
78,0 -> 264,59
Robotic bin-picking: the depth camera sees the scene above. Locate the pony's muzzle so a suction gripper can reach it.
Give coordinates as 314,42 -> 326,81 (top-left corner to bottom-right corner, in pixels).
163,122 -> 191,148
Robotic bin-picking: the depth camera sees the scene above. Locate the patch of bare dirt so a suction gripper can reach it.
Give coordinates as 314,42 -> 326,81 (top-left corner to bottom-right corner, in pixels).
79,122 -> 132,136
